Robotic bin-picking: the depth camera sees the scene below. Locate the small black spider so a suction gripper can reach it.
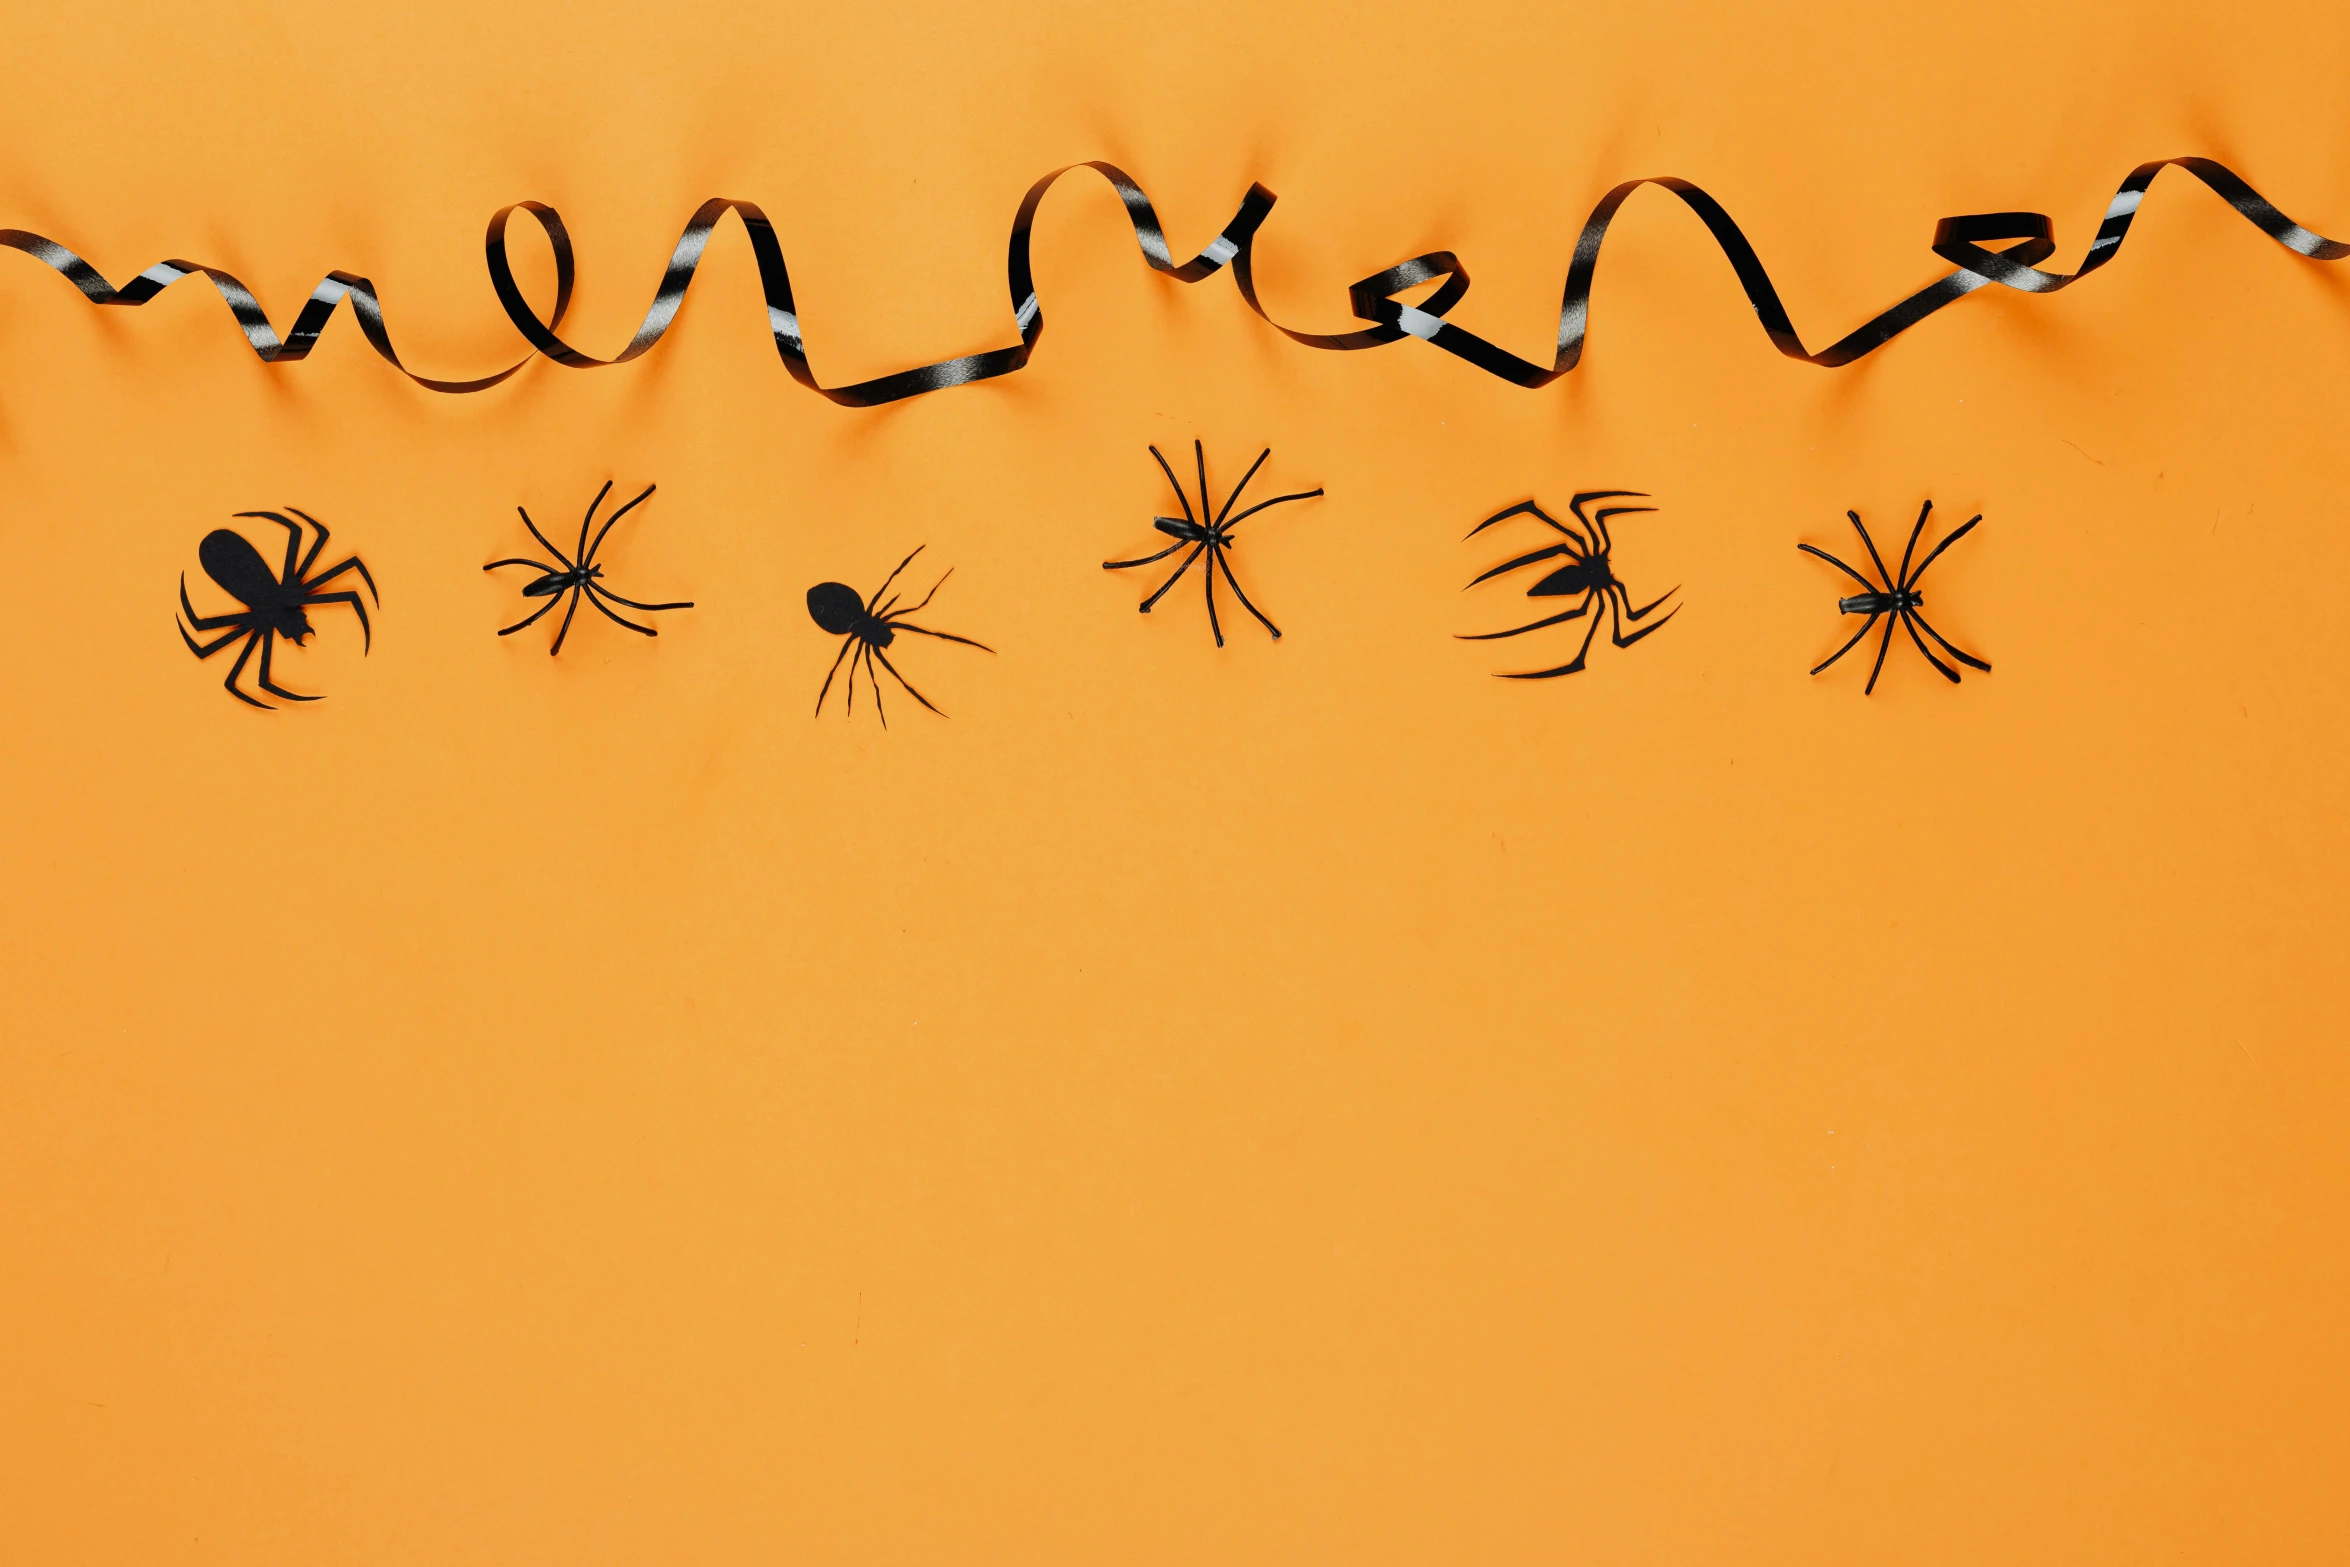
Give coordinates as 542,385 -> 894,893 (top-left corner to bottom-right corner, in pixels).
485,480 -> 693,654
808,546 -> 992,725
1459,491 -> 1678,678
1103,441 -> 1323,645
177,508 -> 378,709
1801,500 -> 1990,694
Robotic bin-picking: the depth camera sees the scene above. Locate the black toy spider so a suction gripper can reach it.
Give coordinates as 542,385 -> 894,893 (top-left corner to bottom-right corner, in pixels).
1459,490 -> 1678,678
1800,501 -> 1990,694
1103,441 -> 1323,645
485,480 -> 693,654
808,546 -> 992,725
177,508 -> 378,709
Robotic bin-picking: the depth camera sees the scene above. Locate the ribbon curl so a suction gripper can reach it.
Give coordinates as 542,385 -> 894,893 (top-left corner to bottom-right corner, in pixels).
1,157 -> 2342,402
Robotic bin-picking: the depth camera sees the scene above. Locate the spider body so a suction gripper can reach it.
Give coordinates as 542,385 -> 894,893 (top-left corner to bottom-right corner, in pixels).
1459,490 -> 1678,678
810,547 -> 991,725
1103,441 -> 1323,645
1801,500 -> 1989,694
486,480 -> 693,654
177,508 -> 377,709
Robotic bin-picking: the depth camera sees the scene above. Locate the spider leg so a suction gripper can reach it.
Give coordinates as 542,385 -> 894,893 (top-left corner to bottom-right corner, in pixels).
548,585 -> 584,655
1104,537 -> 1191,570
1900,610 -> 1963,683
1465,500 -> 1571,542
1907,607 -> 1991,672
1193,440 -> 1213,532
814,635 -> 857,717
1799,542 -> 1884,594
256,628 -> 320,703
587,579 -> 692,614
302,589 -> 373,652
1619,582 -> 1678,621
889,569 -> 953,619
1810,611 -> 1882,676
1575,495 -> 1654,556
583,590 -> 657,637
1220,488 -> 1324,534
1606,584 -> 1678,648
888,622 -> 993,652
1148,445 -> 1198,527
1847,510 -> 1898,593
1465,542 -> 1578,590
485,557 -> 556,574
1203,544 -> 1224,647
1457,595 -> 1597,641
516,507 -> 574,569
582,483 -> 656,568
285,507 -> 332,578
1211,546 -> 1281,639
235,510 -> 307,583
180,620 -> 248,658
871,644 -> 946,717
867,546 -> 926,615
1138,543 -> 1207,613
497,592 -> 567,638
304,555 -> 380,606
1893,498 -> 1935,593
1862,609 -> 1900,695
220,629 -> 269,709
574,480 -> 615,565
845,644 -> 861,719
1496,596 -> 1608,680
865,645 -> 889,728
1903,513 -> 1985,590
1213,448 -> 1271,526
178,576 -> 241,632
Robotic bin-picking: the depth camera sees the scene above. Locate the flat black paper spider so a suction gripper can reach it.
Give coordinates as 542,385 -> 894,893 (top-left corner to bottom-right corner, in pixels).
1801,501 -> 1990,694
808,546 -> 992,726
485,481 -> 693,654
1103,441 -> 1323,645
1459,491 -> 1678,678
177,509 -> 378,710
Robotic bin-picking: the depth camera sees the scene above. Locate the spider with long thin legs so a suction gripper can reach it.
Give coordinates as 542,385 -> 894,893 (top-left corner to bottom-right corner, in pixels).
485,480 -> 693,654
1800,501 -> 1990,694
1459,490 -> 1678,678
1103,441 -> 1323,645
808,546 -> 992,726
177,508 -> 378,710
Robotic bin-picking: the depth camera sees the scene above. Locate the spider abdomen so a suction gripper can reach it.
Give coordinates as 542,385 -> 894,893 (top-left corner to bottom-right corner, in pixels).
198,529 -> 282,609
1530,558 -> 1614,597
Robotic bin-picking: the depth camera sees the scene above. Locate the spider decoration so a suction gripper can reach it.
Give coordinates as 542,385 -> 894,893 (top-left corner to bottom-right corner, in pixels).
1103,441 -> 1323,645
177,509 -> 378,710
484,480 -> 693,654
1459,490 -> 1679,678
808,546 -> 992,725
1800,501 -> 1990,694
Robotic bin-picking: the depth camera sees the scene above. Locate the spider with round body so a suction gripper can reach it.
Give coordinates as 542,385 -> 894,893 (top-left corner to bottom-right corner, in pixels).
1800,500 -> 1990,694
1458,490 -> 1679,678
1102,440 -> 1324,645
176,508 -> 378,709
807,546 -> 992,725
484,480 -> 693,654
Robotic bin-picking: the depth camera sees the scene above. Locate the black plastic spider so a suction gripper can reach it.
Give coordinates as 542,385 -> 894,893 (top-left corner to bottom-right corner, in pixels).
1103,441 -> 1323,645
808,546 -> 992,725
1801,501 -> 1990,694
1459,490 -> 1678,678
177,508 -> 378,709
485,480 -> 693,654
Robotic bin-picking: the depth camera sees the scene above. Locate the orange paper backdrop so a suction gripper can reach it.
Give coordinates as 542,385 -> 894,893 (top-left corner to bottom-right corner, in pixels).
2,1 -> 2346,1561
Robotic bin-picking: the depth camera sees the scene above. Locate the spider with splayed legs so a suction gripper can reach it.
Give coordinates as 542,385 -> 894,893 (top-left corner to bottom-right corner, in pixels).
1801,501 -> 1990,694
485,480 -> 693,654
177,508 -> 378,709
808,546 -> 992,726
1103,441 -> 1323,645
1459,490 -> 1679,678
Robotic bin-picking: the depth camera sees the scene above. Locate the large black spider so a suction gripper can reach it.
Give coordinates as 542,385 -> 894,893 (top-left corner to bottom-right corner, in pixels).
1103,441 -> 1323,645
808,546 -> 992,725
177,508 -> 378,709
1801,501 -> 1990,694
485,480 -> 693,654
1459,490 -> 1678,678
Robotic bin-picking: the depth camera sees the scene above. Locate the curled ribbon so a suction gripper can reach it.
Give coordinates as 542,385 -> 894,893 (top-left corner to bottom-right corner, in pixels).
1,157 -> 2342,402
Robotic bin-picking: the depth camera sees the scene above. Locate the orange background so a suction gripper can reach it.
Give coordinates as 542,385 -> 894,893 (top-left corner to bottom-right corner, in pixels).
3,1 -> 2347,1561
